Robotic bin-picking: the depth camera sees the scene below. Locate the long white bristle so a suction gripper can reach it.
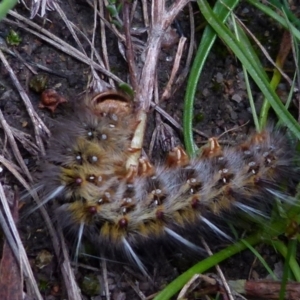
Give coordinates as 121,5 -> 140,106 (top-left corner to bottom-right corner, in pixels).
44,185 -> 65,203
165,227 -> 203,252
201,217 -> 232,241
122,238 -> 148,277
266,188 -> 298,205
234,202 -> 267,218
74,222 -> 84,263
25,185 -> 65,216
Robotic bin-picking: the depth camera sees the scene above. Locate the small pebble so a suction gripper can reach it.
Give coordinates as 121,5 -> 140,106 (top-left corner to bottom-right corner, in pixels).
231,93 -> 242,103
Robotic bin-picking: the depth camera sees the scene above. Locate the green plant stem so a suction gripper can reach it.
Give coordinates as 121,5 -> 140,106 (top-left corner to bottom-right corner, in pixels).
0,0 -> 18,21
241,239 -> 277,280
246,0 -> 300,42
154,232 -> 260,300
259,68 -> 282,128
183,0 -> 239,157
155,205 -> 300,299
268,0 -> 300,29
230,15 -> 260,131
270,240 -> 300,282
197,0 -> 300,139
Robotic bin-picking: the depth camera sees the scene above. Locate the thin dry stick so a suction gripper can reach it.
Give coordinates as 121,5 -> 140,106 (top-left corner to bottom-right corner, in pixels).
149,75 -> 161,156
123,0 -> 138,91
0,183 -> 43,300
161,36 -> 187,100
103,0 -> 128,42
0,155 -> 29,190
88,0 -> 107,91
57,225 -> 83,300
0,152 -> 82,299
126,276 -> 147,300
126,0 -> 167,169
10,126 -> 44,156
56,0 -> 109,91
31,189 -> 83,300
136,0 -> 190,110
0,208 -> 25,295
53,2 -> 86,54
0,110 -> 32,181
201,238 -> 235,300
98,0 -> 115,88
172,2 -> 195,95
100,253 -> 110,300
177,274 -> 201,299
129,0 -> 138,23
69,22 -> 107,73
87,0 -> 146,53
0,49 -> 49,155
62,0 -> 106,70
141,0 -> 149,28
12,48 -> 38,74
88,0 -> 125,42
235,15 -> 293,86
6,11 -> 125,85
127,0 -> 190,171
149,74 -> 159,149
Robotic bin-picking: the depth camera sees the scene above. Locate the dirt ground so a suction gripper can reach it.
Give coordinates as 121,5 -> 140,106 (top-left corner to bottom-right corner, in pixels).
0,1 -> 298,299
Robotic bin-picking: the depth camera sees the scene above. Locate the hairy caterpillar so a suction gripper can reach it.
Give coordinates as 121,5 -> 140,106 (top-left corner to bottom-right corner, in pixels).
36,91 -> 297,274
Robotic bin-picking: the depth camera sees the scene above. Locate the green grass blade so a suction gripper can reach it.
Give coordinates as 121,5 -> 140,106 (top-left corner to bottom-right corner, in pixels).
183,0 -> 239,156
241,239 -> 277,280
246,0 -> 300,42
197,0 -> 300,138
0,0 -> 18,21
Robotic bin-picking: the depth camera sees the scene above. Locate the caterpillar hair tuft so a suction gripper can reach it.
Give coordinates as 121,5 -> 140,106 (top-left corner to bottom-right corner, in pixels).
35,91 -> 299,274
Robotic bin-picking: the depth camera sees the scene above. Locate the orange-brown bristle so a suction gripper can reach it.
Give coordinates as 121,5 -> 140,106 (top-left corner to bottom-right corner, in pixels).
201,137 -> 223,159
166,146 -> 190,167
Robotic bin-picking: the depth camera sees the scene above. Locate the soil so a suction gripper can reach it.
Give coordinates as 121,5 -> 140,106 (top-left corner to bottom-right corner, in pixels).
0,1 -> 298,299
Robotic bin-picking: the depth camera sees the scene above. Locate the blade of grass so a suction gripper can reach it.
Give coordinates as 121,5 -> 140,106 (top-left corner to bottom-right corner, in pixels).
197,0 -> 300,138
230,13 -> 260,131
183,0 -> 239,156
154,232 -> 260,300
279,239 -> 297,300
246,0 -> 300,42
270,240 -> 300,282
241,239 -> 277,280
154,209 -> 300,300
268,0 -> 300,29
0,0 -> 17,20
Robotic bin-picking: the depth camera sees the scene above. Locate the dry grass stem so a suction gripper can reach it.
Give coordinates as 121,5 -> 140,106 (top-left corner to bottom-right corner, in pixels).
57,225 -> 83,300
171,2 -> 195,95
0,110 -> 32,181
177,274 -> 201,299
0,184 -> 43,299
123,0 -> 138,91
101,256 -> 110,300
201,238 -> 235,300
235,15 -> 293,86
0,49 -> 49,155
6,11 -> 126,85
98,0 -> 115,88
31,189 -> 83,300
161,36 -> 187,101
126,276 -> 147,300
141,0 -> 150,28
53,2 -> 86,54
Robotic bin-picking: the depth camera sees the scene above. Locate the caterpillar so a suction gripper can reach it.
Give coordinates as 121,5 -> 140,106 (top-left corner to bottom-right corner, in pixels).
36,90 -> 298,275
